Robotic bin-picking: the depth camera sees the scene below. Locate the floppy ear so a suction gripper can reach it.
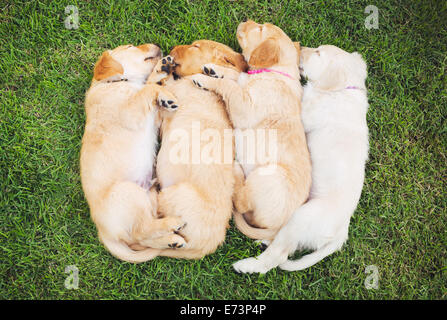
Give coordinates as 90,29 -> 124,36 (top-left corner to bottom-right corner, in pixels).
93,51 -> 124,81
137,44 -> 151,52
248,37 -> 280,68
293,42 -> 301,56
293,42 -> 301,65
217,51 -> 249,72
315,64 -> 347,91
351,52 -> 368,80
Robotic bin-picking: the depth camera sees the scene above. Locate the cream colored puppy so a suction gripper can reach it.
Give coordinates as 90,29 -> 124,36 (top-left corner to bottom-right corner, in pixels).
146,40 -> 248,259
191,21 -> 312,240
233,45 -> 369,273
80,44 -> 186,263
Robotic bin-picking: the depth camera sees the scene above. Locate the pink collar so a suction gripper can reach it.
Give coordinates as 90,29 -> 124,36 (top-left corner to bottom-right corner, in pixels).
247,68 -> 295,80
345,86 -> 363,90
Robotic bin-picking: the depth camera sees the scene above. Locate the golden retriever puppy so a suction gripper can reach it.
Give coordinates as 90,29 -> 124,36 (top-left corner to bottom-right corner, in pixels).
233,45 -> 369,273
191,21 -> 312,240
80,44 -> 186,263
146,40 -> 248,259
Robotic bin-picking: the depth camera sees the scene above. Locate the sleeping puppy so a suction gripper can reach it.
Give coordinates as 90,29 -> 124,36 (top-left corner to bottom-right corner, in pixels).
232,45 -> 369,273
80,44 -> 186,263
147,40 -> 248,259
191,21 -> 312,241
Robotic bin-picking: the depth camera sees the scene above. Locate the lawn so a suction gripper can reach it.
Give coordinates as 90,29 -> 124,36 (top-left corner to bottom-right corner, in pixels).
0,0 -> 446,299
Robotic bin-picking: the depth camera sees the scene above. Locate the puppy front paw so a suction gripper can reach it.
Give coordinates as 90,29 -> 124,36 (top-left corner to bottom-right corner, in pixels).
148,55 -> 176,84
160,55 -> 175,74
202,63 -> 241,80
157,90 -> 179,111
202,64 -> 224,78
191,74 -> 209,91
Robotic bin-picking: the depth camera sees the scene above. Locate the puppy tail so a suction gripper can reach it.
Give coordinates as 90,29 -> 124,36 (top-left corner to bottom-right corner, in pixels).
279,238 -> 346,271
275,198 -> 349,271
102,238 -> 161,263
158,248 -> 206,260
233,211 -> 278,240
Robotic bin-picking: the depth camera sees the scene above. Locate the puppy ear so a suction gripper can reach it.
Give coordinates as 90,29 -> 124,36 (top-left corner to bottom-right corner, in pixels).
218,52 -> 249,72
93,51 -> 124,81
293,42 -> 301,56
316,63 -> 347,91
351,52 -> 367,79
137,44 -> 151,52
248,37 -> 280,68
293,42 -> 301,65
319,70 -> 346,91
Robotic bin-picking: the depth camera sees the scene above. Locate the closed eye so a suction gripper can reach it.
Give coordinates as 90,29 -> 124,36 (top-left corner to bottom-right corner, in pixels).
144,56 -> 155,61
224,57 -> 235,66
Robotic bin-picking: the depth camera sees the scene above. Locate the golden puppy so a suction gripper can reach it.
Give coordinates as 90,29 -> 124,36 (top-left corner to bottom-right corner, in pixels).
191,21 -> 312,240
80,44 -> 186,263
147,40 -> 248,259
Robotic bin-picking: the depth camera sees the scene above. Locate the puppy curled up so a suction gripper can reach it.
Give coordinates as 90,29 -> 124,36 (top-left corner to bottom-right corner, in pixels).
148,40 -> 249,259
80,44 -> 186,263
191,21 -> 312,241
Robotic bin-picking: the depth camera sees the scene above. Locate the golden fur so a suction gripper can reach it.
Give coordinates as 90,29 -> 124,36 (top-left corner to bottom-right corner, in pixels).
191,21 -> 312,240
142,40 -> 249,259
80,44 -> 187,263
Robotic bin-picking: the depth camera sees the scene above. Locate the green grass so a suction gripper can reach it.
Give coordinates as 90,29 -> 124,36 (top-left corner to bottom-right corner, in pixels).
1,0 -> 446,299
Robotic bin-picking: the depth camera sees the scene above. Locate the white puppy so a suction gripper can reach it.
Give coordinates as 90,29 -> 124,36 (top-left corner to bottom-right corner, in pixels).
233,45 -> 369,273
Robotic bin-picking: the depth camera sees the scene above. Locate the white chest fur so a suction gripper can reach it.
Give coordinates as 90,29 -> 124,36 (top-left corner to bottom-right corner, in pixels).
127,111 -> 158,188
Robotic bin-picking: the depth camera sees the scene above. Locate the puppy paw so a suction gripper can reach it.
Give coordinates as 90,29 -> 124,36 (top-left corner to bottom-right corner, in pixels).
232,257 -> 272,274
148,55 -> 176,84
202,63 -> 241,80
160,55 -> 175,74
166,232 -> 187,249
157,90 -> 179,111
174,222 -> 187,233
143,233 -> 186,250
191,79 -> 203,88
191,74 -> 209,91
149,178 -> 161,192
167,235 -> 186,249
163,216 -> 186,233
202,64 -> 223,78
